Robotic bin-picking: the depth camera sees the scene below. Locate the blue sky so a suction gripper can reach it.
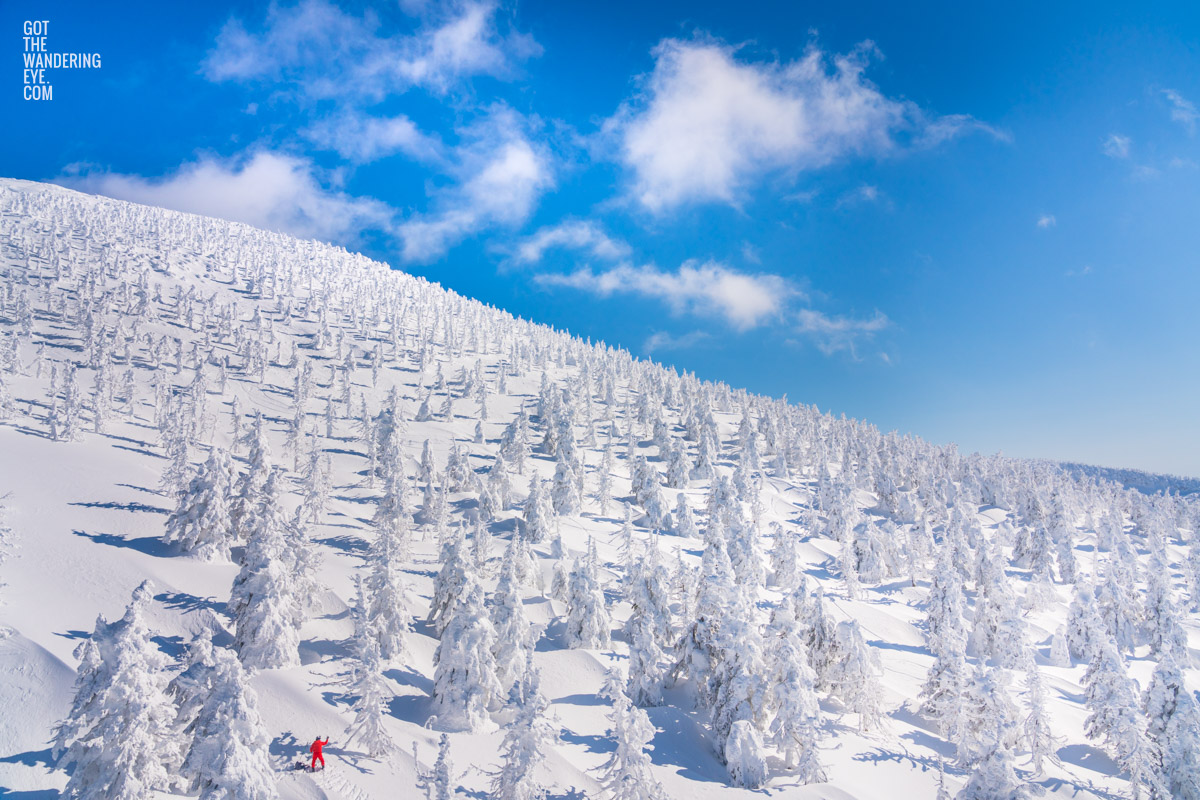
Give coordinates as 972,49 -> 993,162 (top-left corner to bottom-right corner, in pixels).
6,1 -> 1200,476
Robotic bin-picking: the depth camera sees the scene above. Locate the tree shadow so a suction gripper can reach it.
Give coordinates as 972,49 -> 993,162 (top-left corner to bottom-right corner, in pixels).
72,530 -> 173,558
0,748 -> 54,769
155,591 -> 226,616
69,500 -> 170,515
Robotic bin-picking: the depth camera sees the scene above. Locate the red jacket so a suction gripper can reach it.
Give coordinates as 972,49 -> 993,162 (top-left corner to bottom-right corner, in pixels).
310,739 -> 328,756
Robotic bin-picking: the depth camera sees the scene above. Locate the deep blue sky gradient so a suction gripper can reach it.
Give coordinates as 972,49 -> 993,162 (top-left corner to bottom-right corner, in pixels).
6,1 -> 1199,475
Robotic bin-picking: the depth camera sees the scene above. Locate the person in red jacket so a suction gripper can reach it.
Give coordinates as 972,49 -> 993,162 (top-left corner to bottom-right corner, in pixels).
310,736 -> 330,771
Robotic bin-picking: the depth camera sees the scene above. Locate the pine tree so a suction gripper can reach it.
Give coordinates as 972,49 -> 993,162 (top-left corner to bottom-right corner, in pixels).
180,648 -> 277,800
723,720 -> 768,789
492,545 -> 536,694
432,570 -> 500,732
228,471 -> 301,670
829,620 -> 883,733
1083,637 -> 1167,799
491,654 -> 557,800
1021,654 -> 1057,776
596,671 -> 667,800
565,545 -> 612,650
343,636 -> 396,757
56,581 -> 178,800
764,596 -> 825,781
1142,647 -> 1200,799
163,448 -> 237,561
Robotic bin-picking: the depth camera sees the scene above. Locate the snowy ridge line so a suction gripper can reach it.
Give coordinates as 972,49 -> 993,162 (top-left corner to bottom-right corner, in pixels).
0,177 -> 1196,800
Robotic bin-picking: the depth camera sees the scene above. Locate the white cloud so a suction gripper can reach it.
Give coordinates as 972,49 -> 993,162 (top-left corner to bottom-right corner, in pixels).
535,260 -> 792,330
202,0 -> 539,102
643,330 -> 711,354
513,220 -> 630,265
304,111 -> 443,164
1163,89 -> 1198,133
60,151 -> 394,243
795,308 -> 889,356
1037,214 -> 1056,229
1103,133 -> 1131,159
398,110 -> 553,262
836,183 -> 886,209
606,38 -> 1000,211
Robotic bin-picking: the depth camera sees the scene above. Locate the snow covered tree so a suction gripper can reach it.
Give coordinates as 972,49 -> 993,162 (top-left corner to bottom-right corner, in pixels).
428,524 -> 467,637
1021,655 -> 1057,776
523,476 -> 554,544
765,596 -> 825,781
491,654 -> 557,800
552,453 -> 581,516
163,448 -> 237,560
166,630 -> 217,750
343,636 -> 395,757
565,545 -> 612,650
1065,582 -> 1102,663
364,503 -> 414,662
958,664 -> 1020,767
432,569 -> 500,732
180,648 -> 277,800
672,493 -> 698,539
1142,647 -> 1200,799
596,670 -> 667,800
1083,636 -> 1166,799
829,620 -> 883,733
491,545 -> 536,694
724,720 -> 768,789
228,471 -> 301,670
55,581 -> 178,800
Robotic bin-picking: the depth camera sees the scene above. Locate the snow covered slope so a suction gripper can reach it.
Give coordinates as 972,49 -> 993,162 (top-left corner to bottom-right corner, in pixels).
0,177 -> 1196,800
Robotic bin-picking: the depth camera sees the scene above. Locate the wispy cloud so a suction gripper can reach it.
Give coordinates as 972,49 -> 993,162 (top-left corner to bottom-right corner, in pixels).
643,330 -> 712,354
202,0 -> 540,102
604,37 -> 1002,211
535,260 -> 794,330
1162,89 -> 1198,134
836,183 -> 887,209
1102,133 -> 1131,159
397,108 -> 553,262
304,110 -> 443,164
794,308 -> 889,356
1037,214 -> 1056,229
59,151 -> 395,243
512,220 -> 630,265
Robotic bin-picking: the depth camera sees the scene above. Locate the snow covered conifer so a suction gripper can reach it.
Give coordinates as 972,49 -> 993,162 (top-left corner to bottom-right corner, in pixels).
181,648 -> 276,800
724,720 -> 768,789
491,546 -> 535,694
523,476 -> 553,544
596,670 -> 667,800
228,471 -> 301,670
429,524 -> 468,636
56,581 -> 177,800
343,636 -> 396,757
1142,647 -> 1200,799
552,453 -> 581,516
432,569 -> 500,732
765,596 -> 824,780
491,654 -> 556,800
672,493 -> 698,539
1083,636 -> 1166,799
565,546 -> 612,650
829,620 -> 883,732
162,447 -> 235,561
